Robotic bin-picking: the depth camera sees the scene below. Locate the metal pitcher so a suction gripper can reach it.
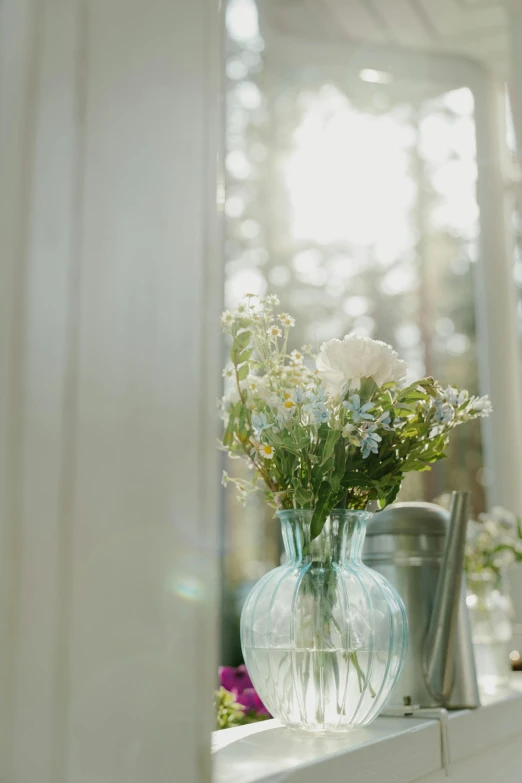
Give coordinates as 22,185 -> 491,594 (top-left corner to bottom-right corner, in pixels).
363,491 -> 480,709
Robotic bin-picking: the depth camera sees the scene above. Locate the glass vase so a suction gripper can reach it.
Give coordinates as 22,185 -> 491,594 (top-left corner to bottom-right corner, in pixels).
466,572 -> 513,693
240,509 -> 408,732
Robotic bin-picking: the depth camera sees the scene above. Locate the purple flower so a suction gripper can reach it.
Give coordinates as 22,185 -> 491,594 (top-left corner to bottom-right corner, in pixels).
219,664 -> 253,695
235,688 -> 270,716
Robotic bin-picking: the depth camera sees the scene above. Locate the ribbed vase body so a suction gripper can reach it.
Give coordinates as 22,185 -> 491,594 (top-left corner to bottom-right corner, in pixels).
241,509 -> 408,732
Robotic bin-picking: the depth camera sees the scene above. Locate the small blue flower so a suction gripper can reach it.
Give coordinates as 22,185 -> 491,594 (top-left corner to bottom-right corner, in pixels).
444,386 -> 459,405
304,387 -> 330,424
444,386 -> 468,407
316,387 -> 327,404
252,412 -> 272,432
360,424 -> 382,459
433,399 -> 452,425
306,387 -> 327,406
343,394 -> 375,423
295,386 -> 306,404
377,411 -> 393,430
309,402 -> 330,424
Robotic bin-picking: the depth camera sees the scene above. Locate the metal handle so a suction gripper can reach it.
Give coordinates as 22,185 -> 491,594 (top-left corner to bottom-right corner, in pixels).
424,491 -> 470,702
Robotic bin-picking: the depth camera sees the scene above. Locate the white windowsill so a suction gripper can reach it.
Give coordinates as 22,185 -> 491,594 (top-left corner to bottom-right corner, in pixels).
212,676 -> 522,783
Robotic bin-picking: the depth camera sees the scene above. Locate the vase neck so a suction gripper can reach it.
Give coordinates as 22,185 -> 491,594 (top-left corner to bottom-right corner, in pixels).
278,509 -> 372,565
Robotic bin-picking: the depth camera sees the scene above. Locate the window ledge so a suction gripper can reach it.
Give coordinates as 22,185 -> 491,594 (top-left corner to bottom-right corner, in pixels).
212,676 -> 522,783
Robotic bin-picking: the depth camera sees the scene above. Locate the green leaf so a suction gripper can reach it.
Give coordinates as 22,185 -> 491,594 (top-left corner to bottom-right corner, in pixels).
295,486 -> 313,507
317,423 -> 330,440
230,332 -> 253,365
320,429 -> 340,466
265,430 -> 302,454
310,483 -> 334,541
330,472 -> 341,493
237,364 -> 249,381
238,406 -> 248,438
237,348 -> 252,364
330,440 -> 347,493
222,408 -> 236,447
384,483 -> 401,507
359,377 -> 378,402
235,330 -> 251,348
342,471 -> 376,489
230,346 -> 252,365
294,432 -> 311,450
399,390 -> 430,402
310,483 -> 345,541
398,379 -> 435,401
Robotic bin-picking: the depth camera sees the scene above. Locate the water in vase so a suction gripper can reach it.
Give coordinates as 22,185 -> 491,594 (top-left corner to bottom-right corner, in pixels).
244,646 -> 399,731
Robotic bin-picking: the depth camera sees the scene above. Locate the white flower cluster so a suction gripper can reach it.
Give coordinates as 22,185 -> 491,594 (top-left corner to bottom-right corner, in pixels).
465,505 -> 522,576
429,387 -> 492,435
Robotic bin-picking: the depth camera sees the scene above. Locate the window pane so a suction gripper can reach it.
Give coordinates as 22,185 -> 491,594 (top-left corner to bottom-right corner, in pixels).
222,0 -> 487,664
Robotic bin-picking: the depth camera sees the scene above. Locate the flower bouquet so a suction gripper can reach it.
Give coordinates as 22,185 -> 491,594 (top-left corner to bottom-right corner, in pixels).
220,294 -> 491,540
219,295 -> 492,731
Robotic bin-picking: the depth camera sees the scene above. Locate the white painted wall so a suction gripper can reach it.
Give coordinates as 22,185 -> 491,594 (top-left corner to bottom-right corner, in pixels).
0,0 -> 223,781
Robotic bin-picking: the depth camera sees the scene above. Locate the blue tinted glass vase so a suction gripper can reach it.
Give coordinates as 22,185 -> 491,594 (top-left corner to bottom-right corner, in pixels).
241,509 -> 408,732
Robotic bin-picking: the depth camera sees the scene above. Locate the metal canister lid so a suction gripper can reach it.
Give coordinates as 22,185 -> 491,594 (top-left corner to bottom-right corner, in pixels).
366,501 -> 449,537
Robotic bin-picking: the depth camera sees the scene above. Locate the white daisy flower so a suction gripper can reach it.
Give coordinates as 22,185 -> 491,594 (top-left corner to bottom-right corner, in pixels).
221,471 -> 229,487
278,313 -> 296,327
222,367 -> 234,378
220,310 -> 235,329
290,349 -> 304,365
282,392 -> 296,410
258,443 -> 275,460
264,294 -> 280,307
268,325 -> 283,338
249,436 -> 261,451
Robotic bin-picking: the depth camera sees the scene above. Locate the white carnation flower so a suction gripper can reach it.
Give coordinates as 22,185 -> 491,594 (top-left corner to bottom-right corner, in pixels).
316,334 -> 407,398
